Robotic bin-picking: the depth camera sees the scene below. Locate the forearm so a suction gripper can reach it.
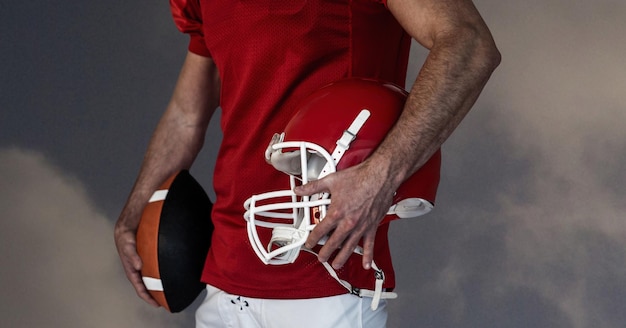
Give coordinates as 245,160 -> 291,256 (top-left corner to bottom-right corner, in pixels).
115,52 -> 220,234
369,2 -> 501,189
116,109 -> 208,232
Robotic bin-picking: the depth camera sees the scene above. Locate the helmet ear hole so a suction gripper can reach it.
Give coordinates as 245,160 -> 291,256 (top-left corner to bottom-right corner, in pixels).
312,206 -> 326,224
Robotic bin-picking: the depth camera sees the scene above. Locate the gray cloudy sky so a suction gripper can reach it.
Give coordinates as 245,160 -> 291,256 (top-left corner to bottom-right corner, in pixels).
1,1 -> 625,327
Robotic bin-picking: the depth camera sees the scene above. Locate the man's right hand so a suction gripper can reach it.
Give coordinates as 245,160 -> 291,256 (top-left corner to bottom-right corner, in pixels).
114,220 -> 161,307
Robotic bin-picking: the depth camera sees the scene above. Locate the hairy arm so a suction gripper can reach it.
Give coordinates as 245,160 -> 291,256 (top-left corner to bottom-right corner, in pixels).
298,0 -> 501,269
379,0 -> 501,181
114,51 -> 220,306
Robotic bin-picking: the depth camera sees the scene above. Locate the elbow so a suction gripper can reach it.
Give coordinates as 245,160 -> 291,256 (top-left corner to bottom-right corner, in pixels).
468,24 -> 501,75
481,38 -> 501,74
434,21 -> 501,76
450,23 -> 502,78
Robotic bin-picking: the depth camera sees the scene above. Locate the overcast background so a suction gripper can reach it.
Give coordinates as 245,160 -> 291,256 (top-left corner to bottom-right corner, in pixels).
1,1 -> 624,327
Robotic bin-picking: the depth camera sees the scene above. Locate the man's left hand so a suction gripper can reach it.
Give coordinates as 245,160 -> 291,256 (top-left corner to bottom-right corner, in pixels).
295,161 -> 395,270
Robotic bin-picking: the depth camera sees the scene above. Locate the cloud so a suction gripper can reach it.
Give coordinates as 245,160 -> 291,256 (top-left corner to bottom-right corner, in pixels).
442,1 -> 624,326
389,1 -> 626,327
3,1 -> 625,328
0,148 -> 195,327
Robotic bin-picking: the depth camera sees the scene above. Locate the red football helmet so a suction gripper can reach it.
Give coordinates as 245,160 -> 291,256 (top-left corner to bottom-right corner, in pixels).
243,78 -> 441,265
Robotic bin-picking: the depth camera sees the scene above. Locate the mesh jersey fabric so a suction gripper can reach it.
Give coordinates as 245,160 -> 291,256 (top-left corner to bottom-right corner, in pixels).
169,0 -> 412,299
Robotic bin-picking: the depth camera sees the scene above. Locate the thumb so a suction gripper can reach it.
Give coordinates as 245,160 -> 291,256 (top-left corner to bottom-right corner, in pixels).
294,178 -> 328,196
131,251 -> 143,271
121,241 -> 143,272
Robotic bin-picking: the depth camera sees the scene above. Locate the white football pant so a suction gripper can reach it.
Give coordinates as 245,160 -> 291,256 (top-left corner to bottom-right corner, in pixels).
196,285 -> 388,328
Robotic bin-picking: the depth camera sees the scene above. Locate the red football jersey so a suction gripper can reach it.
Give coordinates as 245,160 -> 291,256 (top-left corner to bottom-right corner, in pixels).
170,0 -> 412,299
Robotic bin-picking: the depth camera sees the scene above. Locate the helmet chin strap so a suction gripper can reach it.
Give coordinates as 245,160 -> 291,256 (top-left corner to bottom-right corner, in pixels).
302,237 -> 397,311
319,109 -> 371,179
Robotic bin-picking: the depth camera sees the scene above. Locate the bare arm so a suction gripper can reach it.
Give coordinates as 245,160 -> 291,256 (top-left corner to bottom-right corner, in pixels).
114,51 -> 220,306
298,0 -> 501,269
378,0 -> 501,181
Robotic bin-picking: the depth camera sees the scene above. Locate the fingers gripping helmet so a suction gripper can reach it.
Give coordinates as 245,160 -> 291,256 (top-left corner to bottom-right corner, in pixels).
244,78 -> 441,265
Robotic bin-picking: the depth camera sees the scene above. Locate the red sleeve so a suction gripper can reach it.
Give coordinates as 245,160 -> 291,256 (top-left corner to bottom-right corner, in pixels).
170,0 -> 211,57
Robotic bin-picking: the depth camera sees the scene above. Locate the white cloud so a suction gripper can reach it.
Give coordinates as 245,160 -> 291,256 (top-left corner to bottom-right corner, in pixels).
426,1 -> 626,327
0,148 -> 194,328
387,1 -> 626,327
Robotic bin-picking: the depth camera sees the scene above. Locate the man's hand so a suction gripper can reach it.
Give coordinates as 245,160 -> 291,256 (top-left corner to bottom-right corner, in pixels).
114,221 -> 160,307
295,160 -> 396,270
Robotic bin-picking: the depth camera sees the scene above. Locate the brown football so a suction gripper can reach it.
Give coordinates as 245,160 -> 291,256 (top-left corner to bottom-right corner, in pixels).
136,170 -> 213,312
